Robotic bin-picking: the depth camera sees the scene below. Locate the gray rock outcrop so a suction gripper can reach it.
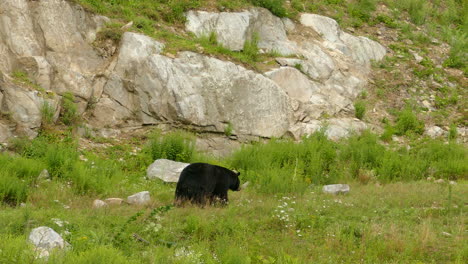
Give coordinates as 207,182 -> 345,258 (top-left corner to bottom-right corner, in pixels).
92,32 -> 293,137
186,9 -> 386,140
147,159 -> 190,183
0,1 -> 388,142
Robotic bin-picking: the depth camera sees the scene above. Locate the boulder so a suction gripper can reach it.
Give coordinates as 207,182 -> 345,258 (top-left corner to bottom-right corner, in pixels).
127,191 -> 151,205
322,184 -> 350,195
147,159 -> 190,182
28,226 -> 68,258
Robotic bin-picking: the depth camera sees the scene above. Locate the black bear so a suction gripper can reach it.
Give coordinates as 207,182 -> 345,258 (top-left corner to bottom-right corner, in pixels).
175,163 -> 241,206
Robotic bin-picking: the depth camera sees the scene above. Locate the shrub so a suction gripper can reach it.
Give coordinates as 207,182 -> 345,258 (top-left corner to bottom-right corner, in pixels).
407,0 -> 429,25
0,236 -> 36,262
251,0 -> 288,18
380,124 -> 395,142
145,130 -> 195,162
0,154 -> 45,205
394,108 -> 424,136
230,131 -> 339,193
208,31 -> 218,45
61,92 -> 79,126
448,124 -> 458,140
0,173 -> 29,205
41,101 -> 55,125
162,0 -> 202,23
242,33 -> 260,62
354,101 -> 366,120
224,122 -> 233,137
348,0 -> 376,23
416,140 -> 468,179
340,131 -> 385,178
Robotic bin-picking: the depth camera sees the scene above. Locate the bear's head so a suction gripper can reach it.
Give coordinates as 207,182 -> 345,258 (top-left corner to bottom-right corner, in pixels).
230,170 -> 241,191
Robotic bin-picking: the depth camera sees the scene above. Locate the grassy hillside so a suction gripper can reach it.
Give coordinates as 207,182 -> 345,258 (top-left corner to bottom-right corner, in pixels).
0,129 -> 467,263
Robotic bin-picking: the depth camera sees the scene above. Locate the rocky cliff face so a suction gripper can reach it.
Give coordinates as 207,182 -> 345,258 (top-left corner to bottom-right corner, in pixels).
0,0 -> 386,142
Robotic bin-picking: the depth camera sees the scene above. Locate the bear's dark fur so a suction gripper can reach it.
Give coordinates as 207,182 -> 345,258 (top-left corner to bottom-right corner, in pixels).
175,163 -> 240,206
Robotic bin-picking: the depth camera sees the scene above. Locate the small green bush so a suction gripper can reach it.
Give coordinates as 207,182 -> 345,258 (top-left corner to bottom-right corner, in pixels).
394,108 -> 424,136
448,124 -> 458,140
340,131 -> 385,177
348,0 -> 376,23
41,101 -> 55,125
251,0 -> 288,17
407,0 -> 429,25
380,124 -> 395,142
224,122 -> 233,137
208,31 -> 218,45
61,92 -> 79,126
0,173 -> 29,206
242,34 -> 260,62
354,101 -> 366,120
0,235 -> 35,262
145,130 -> 195,163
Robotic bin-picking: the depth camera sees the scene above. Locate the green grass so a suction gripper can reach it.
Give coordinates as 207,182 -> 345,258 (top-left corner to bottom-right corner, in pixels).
354,101 -> 366,120
61,92 -> 79,126
0,129 -> 467,262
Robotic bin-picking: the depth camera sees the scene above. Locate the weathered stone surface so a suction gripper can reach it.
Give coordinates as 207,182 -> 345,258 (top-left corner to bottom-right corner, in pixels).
29,226 -> 68,258
290,118 -> 368,140
93,32 -> 293,137
0,1 -> 388,142
0,77 -> 61,137
127,191 -> 151,205
425,126 -> 445,138
300,14 -> 386,65
0,121 -> 12,143
186,9 -> 296,54
322,184 -> 350,195
265,67 -> 319,103
147,159 -> 190,182
0,0 -> 106,135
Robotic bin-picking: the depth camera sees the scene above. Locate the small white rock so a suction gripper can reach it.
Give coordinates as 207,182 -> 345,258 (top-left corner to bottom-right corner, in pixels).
441,231 -> 452,237
121,21 -> 134,31
127,191 -> 151,205
105,198 -> 125,205
322,184 -> 350,195
38,169 -> 50,180
92,199 -> 108,209
434,179 -> 445,184
449,181 -> 457,185
240,181 -> 250,190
